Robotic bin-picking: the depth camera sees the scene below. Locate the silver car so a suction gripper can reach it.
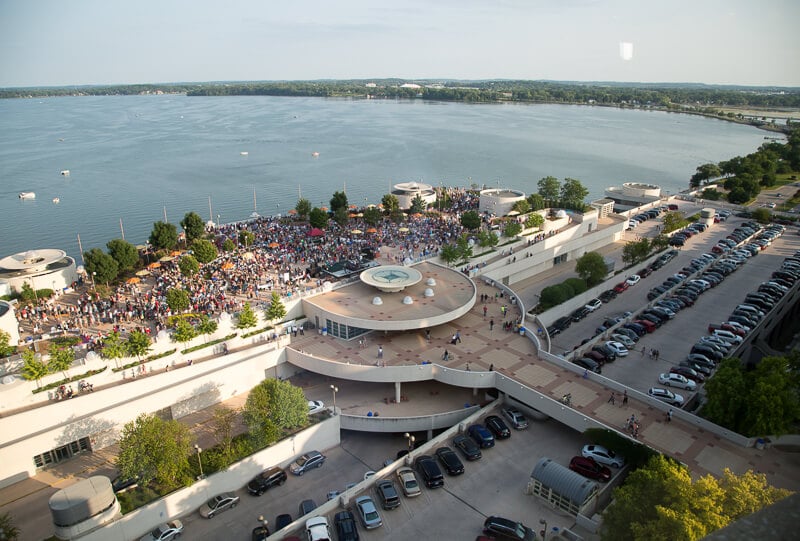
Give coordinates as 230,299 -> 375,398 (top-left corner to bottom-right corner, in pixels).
355,495 -> 383,529
199,492 -> 239,518
396,466 -> 421,497
140,520 -> 183,541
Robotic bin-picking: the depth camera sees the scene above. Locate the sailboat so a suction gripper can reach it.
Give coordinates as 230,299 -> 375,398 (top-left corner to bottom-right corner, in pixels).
250,187 -> 259,219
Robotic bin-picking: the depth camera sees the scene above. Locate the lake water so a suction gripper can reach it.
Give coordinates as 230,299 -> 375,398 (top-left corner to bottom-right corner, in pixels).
0,95 -> 769,260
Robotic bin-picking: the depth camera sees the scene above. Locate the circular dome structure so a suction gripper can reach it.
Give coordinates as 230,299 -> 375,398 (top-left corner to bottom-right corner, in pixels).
479,188 -> 526,217
0,249 -> 78,294
360,265 -> 423,293
391,181 -> 436,210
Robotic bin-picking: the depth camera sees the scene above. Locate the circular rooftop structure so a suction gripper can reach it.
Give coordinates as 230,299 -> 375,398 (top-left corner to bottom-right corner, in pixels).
360,265 -> 423,293
391,181 -> 437,210
0,249 -> 78,294
479,188 -> 526,216
0,249 -> 67,272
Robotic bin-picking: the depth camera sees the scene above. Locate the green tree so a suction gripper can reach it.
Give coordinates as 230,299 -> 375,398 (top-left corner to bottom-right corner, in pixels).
460,210 -> 481,230
477,230 -> 499,249
525,213 -> 544,230
751,207 -> 772,224
237,302 -> 258,329
575,251 -> 607,286
48,345 -> 75,378
125,330 -> 152,361
0,330 -> 15,358
504,221 -> 522,238
333,207 -> 349,226
330,190 -> 348,212
83,248 -> 119,285
511,199 -> 530,214
700,188 -> 722,200
116,413 -> 192,487
242,379 -> 308,447
622,238 -> 651,265
295,198 -> 312,220
561,177 -> 589,205
210,406 -> 238,462
191,239 -> 218,264
172,318 -> 198,345
381,194 -> 400,216
238,230 -> 255,249
166,288 -> 190,312
690,163 -> 722,188
456,234 -> 473,262
537,176 -> 561,200
0,511 -> 20,541
178,255 -> 200,277
526,193 -> 546,210
362,207 -> 382,226
440,244 -> 459,266
265,291 -> 287,323
180,211 -> 205,243
196,315 -> 218,343
149,221 -> 178,251
101,331 -> 128,368
222,238 -> 236,252
309,207 -> 329,229
409,194 -> 427,214
106,239 -> 139,272
20,350 -> 48,388
662,211 -> 686,233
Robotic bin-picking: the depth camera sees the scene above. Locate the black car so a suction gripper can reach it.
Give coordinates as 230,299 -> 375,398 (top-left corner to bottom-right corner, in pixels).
484,415 -> 511,439
435,447 -> 465,476
570,306 -> 590,322
483,516 -> 536,541
247,466 -> 287,496
334,510 -> 360,541
452,434 -> 482,461
598,289 -> 617,303
573,357 -> 601,374
467,424 -> 495,448
375,479 -> 401,509
275,514 -> 292,531
553,316 -> 571,331
414,455 -> 444,488
591,344 -> 618,362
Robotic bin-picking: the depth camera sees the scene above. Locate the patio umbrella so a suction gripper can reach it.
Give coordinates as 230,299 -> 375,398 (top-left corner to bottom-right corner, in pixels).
159,255 -> 174,263
242,252 -> 254,260
507,210 -> 520,216
126,277 -> 140,284
268,242 -> 280,248
288,209 -> 297,215
147,262 -> 161,269
221,262 -> 235,270
170,250 -> 182,256
309,228 -> 325,237
135,269 -> 150,277
366,228 -> 378,233
351,229 -> 363,234
398,227 -> 410,233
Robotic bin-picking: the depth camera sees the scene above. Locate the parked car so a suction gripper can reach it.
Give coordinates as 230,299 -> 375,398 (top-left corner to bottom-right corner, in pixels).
290,451 -> 325,475
581,444 -> 625,468
247,466 -> 287,496
613,281 -> 629,293
414,455 -> 444,489
648,387 -> 685,407
396,466 -> 422,497
585,298 -> 602,312
484,415 -> 512,439
502,407 -> 529,430
199,492 -> 240,518
610,333 -> 635,348
299,499 -> 317,516
307,400 -> 326,415
435,447 -> 465,476
453,434 -> 482,461
482,516 -> 536,541
275,514 -> 293,530
334,511 -> 360,541
306,516 -> 333,541
573,357 -> 601,374
468,424 -> 496,448
375,479 -> 401,509
670,365 -> 705,383
658,373 -> 697,391
625,274 -> 641,286
570,306 -> 590,322
605,341 -> 629,357
140,520 -> 184,541
355,496 -> 382,530
569,456 -> 611,482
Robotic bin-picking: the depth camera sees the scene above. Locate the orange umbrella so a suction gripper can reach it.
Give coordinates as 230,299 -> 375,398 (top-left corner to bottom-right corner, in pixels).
288,209 -> 297,215
268,242 -> 280,248
126,277 -> 140,284
221,262 -> 235,270
366,228 -> 378,233
170,250 -> 182,256
147,262 -> 161,269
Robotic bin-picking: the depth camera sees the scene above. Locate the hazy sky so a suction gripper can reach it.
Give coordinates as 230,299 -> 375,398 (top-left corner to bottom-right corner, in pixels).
1,0 -> 799,87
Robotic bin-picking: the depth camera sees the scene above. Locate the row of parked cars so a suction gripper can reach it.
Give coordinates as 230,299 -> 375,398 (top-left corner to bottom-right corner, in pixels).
627,204 -> 677,231
668,219 -> 711,247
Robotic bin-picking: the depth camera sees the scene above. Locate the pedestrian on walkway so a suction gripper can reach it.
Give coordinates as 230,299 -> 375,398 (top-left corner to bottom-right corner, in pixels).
622,389 -> 628,406
489,363 -> 494,371
425,329 -> 431,342
442,349 -> 449,361
465,363 -> 471,371
641,346 -> 646,356
490,318 -> 494,331
455,331 -> 461,343
483,305 -> 488,318
608,392 -> 616,405
667,408 -> 673,422
377,346 -> 383,359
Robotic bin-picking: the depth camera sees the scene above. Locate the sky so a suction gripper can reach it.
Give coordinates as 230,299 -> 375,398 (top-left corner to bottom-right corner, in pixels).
1,0 -> 799,88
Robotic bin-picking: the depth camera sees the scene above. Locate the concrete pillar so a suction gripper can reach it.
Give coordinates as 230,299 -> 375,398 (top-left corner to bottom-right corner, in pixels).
395,381 -> 401,404
427,429 -> 433,440
473,387 -> 478,397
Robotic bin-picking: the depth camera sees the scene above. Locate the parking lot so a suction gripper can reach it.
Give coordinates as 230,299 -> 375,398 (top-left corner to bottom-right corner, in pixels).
550,214 -> 800,405
178,414 -> 592,540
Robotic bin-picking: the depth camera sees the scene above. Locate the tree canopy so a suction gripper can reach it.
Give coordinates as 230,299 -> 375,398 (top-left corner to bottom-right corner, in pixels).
561,177 -> 589,205
237,302 -> 258,329
83,248 -> 119,285
575,251 -> 608,286
602,454 -> 790,541
330,190 -> 348,212
537,176 -> 561,200
295,198 -> 312,219
440,244 -> 459,266
409,194 -> 427,214
116,413 -> 192,487
101,331 -> 128,367
0,330 -> 15,358
460,210 -> 481,230
165,288 -> 190,312
362,206 -> 382,226
20,350 -> 47,388
242,378 -> 308,447
191,239 -> 218,264
180,211 -> 205,242
265,291 -> 287,323
178,255 -> 200,277
149,221 -> 178,251
172,318 -> 198,344
309,207 -> 329,229
106,239 -> 139,272
125,330 -> 152,360
48,345 -> 75,378
504,221 -> 522,238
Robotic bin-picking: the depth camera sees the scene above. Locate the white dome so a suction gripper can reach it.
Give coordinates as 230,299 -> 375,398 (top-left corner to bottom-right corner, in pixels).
403,296 -> 414,305
556,209 -> 568,218
426,278 -> 436,286
85,351 -> 100,362
219,312 -> 232,322
372,296 -> 383,305
424,288 -> 434,297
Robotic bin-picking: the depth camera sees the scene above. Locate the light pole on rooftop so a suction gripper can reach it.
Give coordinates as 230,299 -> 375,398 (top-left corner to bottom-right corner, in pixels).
330,384 -> 338,415
404,432 -> 415,452
194,444 -> 204,479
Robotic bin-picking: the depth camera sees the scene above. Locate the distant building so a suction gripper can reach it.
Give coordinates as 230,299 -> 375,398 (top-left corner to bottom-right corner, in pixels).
391,182 -> 437,210
604,182 -> 662,212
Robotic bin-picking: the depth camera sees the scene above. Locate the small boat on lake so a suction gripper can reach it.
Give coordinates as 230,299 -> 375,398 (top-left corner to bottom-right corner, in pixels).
240,151 -> 249,156
19,192 -> 36,200
53,197 -> 60,204
60,170 -> 70,176
311,151 -> 320,158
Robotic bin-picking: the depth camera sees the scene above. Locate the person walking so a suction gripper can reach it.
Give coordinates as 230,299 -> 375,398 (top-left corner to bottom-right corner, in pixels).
667,408 -> 673,422
455,330 -> 461,343
622,389 -> 628,406
608,392 -> 616,405
377,346 -> 383,359
483,305 -> 488,318
490,318 -> 494,331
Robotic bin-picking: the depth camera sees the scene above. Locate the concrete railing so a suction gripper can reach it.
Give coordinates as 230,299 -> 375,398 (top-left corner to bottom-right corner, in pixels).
79,415 -> 341,541
340,405 -> 481,433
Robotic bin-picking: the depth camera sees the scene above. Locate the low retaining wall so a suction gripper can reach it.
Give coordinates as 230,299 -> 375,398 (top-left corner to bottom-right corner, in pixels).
340,406 -> 481,433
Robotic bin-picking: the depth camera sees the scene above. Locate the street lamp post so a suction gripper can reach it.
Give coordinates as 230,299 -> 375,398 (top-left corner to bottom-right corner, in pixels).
194,444 -> 204,479
257,515 -> 269,534
539,518 -> 548,541
330,384 -> 338,415
404,432 -> 415,452
91,272 -> 96,293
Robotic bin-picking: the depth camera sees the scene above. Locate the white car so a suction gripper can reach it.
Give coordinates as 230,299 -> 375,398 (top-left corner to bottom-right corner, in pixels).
658,373 -> 697,391
581,444 -> 625,468
306,516 -> 333,541
610,333 -> 635,348
605,341 -> 629,357
648,387 -> 685,407
712,329 -> 743,344
585,298 -> 602,312
308,400 -> 326,415
625,274 -> 641,286
140,520 -> 183,541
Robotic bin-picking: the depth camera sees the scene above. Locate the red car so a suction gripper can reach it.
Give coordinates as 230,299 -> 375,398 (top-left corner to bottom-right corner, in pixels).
613,282 -> 629,293
569,456 -> 611,482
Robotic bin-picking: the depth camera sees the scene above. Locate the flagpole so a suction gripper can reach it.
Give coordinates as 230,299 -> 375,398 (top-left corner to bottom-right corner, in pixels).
119,218 -> 125,240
